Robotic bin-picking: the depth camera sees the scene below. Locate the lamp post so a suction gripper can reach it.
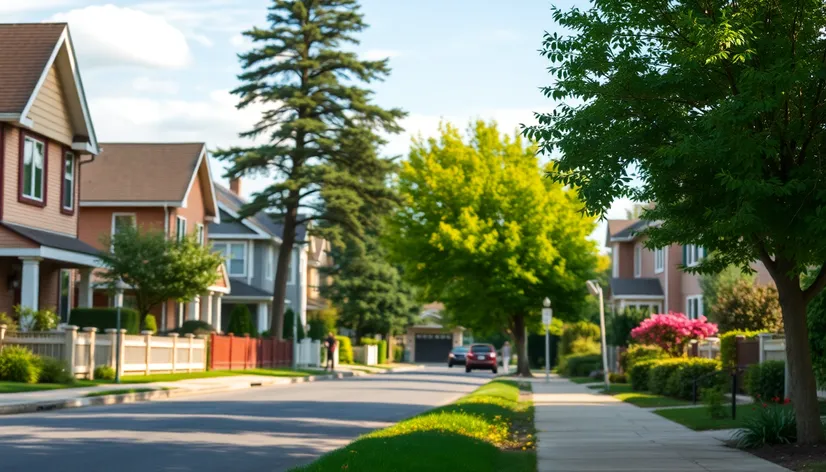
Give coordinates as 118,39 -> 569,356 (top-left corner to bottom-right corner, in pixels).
542,297 -> 552,383
586,280 -> 609,390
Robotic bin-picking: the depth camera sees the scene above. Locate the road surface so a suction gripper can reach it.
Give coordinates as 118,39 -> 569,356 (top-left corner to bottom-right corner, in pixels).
0,366 -> 493,472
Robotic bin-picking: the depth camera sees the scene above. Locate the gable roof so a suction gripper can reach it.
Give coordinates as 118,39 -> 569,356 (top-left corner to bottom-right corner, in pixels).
211,184 -> 308,242
0,23 -> 98,154
80,143 -> 219,218
609,278 -> 664,297
607,219 -> 649,244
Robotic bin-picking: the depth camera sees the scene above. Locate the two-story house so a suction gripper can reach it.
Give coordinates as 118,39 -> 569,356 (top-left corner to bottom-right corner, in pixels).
78,142 -> 230,331
606,219 -> 773,317
0,23 -> 102,321
208,178 -> 310,334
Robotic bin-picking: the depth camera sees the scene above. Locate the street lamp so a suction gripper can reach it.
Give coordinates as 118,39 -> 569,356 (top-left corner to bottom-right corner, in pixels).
586,280 -> 610,390
542,297 -> 552,383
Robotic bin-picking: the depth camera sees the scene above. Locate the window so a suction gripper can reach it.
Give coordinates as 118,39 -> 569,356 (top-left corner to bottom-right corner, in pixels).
195,224 -> 205,246
266,246 -> 274,280
112,213 -> 136,236
213,242 -> 247,277
634,244 -> 642,278
176,216 -> 187,241
624,302 -> 661,314
21,135 -> 45,203
612,245 -> 619,277
654,247 -> 665,274
61,152 -> 75,213
685,244 -> 704,267
686,295 -> 703,319
58,269 -> 72,323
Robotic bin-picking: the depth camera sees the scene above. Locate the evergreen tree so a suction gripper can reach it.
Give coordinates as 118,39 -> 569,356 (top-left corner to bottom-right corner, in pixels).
216,0 -> 405,339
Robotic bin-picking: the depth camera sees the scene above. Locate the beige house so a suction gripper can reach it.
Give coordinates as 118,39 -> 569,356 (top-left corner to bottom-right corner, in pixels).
405,302 -> 464,363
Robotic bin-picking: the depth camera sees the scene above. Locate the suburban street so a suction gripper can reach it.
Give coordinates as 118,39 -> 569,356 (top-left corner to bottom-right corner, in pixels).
0,367 -> 492,472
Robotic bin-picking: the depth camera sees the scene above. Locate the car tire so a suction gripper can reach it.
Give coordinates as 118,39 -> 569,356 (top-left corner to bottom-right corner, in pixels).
465,366 -> 471,373
492,368 -> 498,374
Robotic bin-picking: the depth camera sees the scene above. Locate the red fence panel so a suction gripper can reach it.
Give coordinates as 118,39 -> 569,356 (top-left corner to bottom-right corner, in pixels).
209,334 -> 292,371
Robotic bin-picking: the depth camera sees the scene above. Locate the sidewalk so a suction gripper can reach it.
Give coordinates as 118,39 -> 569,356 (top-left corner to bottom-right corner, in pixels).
532,375 -> 788,471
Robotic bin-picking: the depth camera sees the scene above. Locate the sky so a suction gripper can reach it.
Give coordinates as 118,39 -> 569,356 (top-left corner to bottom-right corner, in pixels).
9,0 -> 632,245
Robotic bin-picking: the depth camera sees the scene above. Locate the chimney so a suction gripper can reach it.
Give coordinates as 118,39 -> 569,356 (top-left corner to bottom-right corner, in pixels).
229,177 -> 242,196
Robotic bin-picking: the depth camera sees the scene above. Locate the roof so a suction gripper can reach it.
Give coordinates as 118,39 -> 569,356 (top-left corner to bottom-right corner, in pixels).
608,219 -> 649,243
225,278 -> 273,299
609,278 -> 664,297
2,222 -> 99,256
0,23 -> 65,114
212,184 -> 307,241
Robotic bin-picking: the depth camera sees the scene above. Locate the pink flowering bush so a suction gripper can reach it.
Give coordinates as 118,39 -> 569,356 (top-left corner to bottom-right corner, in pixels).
631,313 -> 718,357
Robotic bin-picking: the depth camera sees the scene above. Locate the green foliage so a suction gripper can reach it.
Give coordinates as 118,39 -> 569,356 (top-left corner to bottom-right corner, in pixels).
700,266 -> 755,320
378,340 -> 388,364
336,336 -> 353,364
0,312 -> 18,332
37,357 -> 74,384
177,320 -> 214,336
98,226 -> 224,319
227,305 -> 256,336
309,308 -> 338,334
0,346 -> 40,383
608,307 -> 648,347
15,306 -> 59,332
720,331 -> 765,370
70,308 -> 141,335
560,354 -> 602,377
745,361 -> 786,402
360,337 -> 380,346
808,290 -> 826,386
628,359 -> 659,392
668,358 -> 723,400
142,315 -> 157,334
619,345 -> 666,373
608,373 -> 627,384
560,322 -> 601,358
282,309 -> 305,340
733,405 -> 797,448
94,365 -> 116,381
710,280 -> 782,333
648,359 -> 686,396
307,319 -> 327,341
393,345 -> 404,362
702,387 -> 727,420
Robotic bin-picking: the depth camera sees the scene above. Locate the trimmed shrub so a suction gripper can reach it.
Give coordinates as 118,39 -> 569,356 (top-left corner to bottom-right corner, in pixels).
283,308 -> 305,340
561,353 -> 602,377
703,387 -> 727,419
745,361 -> 786,402
378,340 -> 388,364
308,318 -> 327,341
628,359 -> 659,391
0,346 -> 40,383
336,335 -> 353,364
393,345 -> 404,362
668,358 -> 723,400
360,337 -> 380,346
70,308 -> 141,335
142,315 -> 157,333
178,320 -> 214,336
619,344 -> 666,372
559,321 -> 600,357
94,365 -> 116,381
37,357 -> 74,384
608,372 -> 627,384
648,358 -> 686,395
720,330 -> 765,370
227,305 -> 255,336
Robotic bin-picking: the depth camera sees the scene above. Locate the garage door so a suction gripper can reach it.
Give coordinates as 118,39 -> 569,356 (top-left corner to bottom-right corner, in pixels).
415,333 -> 453,363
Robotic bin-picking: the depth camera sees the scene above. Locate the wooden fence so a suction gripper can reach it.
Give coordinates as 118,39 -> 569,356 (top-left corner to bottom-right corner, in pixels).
209,333 -> 293,370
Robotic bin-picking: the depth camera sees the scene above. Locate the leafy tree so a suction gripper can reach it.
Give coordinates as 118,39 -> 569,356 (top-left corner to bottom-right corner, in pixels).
525,0 -> 826,442
216,0 -> 404,339
608,307 -> 648,348
700,266 -> 756,318
711,280 -> 782,333
98,227 -> 224,320
389,121 -> 599,376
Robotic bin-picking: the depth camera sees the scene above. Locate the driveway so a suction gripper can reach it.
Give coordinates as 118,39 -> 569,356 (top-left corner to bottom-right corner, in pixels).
0,366 -> 492,472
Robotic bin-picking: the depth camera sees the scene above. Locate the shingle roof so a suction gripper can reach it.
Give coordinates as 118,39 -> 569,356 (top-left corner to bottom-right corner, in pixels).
226,278 -> 273,298
214,184 -> 308,241
609,278 -> 664,297
611,220 -> 648,240
80,143 -> 204,202
2,222 -> 100,256
0,23 -> 65,114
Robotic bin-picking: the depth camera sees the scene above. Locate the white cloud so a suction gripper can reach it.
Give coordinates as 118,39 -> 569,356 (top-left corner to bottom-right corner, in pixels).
230,34 -> 253,50
361,49 -> 401,61
50,5 -> 192,70
0,0 -> 76,13
131,77 -> 180,95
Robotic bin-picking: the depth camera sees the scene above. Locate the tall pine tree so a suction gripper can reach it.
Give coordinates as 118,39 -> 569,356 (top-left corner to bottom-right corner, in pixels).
217,0 -> 404,338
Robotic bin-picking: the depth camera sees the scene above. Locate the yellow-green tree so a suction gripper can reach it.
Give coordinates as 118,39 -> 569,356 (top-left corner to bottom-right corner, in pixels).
389,121 -> 599,376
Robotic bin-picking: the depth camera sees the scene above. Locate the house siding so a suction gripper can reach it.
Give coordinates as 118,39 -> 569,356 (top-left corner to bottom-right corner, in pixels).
666,244 -> 682,313
0,226 -> 37,248
617,242 -> 635,278
27,65 -> 74,146
77,207 -> 166,251
171,173 -> 208,240
3,126 -> 78,236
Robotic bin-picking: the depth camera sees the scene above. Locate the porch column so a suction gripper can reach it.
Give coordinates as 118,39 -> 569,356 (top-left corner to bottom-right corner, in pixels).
20,257 -> 41,311
189,298 -> 200,321
257,302 -> 268,334
78,269 -> 93,308
212,294 -> 223,332
200,292 -> 213,324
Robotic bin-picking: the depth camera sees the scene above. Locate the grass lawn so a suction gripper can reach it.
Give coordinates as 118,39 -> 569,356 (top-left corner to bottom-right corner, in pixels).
0,380 -> 100,394
597,383 -> 691,408
85,388 -> 156,398
654,401 -> 826,431
801,462 -> 826,471
291,379 -> 536,472
567,376 -> 601,384
118,368 -> 321,384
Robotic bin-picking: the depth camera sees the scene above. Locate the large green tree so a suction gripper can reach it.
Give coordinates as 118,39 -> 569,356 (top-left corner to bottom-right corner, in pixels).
389,121 -> 599,376
216,0 -> 404,338
525,0 -> 826,441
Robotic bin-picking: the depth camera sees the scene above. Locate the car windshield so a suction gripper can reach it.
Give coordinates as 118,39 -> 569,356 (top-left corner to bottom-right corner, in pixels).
471,345 -> 493,353
453,347 -> 468,353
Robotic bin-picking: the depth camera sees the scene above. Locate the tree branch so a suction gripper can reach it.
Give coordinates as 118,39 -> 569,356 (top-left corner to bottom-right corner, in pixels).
804,263 -> 826,303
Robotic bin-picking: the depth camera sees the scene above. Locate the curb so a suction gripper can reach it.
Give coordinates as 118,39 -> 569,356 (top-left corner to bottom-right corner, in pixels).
0,365 -> 425,416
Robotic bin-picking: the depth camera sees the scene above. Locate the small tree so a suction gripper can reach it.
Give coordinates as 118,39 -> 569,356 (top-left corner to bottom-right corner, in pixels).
97,226 -> 224,318
608,307 -> 648,347
228,305 -> 255,336
711,280 -> 782,333
631,314 -> 718,357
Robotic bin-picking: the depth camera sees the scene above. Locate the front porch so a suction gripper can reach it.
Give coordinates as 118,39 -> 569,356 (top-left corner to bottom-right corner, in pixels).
608,277 -> 664,314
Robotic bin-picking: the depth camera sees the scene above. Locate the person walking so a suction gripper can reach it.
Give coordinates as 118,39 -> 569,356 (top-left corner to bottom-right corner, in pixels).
502,341 -> 512,375
324,332 -> 337,371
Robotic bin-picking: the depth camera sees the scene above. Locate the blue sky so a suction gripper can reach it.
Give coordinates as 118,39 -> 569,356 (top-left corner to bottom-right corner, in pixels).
11,0 -> 630,242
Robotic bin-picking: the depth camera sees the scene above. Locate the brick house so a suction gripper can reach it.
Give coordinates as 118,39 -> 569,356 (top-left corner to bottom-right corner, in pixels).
0,23 -> 102,321
78,143 -> 230,330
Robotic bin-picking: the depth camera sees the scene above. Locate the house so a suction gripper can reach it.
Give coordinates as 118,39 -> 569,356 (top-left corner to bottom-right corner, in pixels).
606,219 -> 773,317
78,142 -> 230,330
0,23 -> 102,321
208,178 -> 310,334
405,302 -> 464,363
306,234 -> 332,312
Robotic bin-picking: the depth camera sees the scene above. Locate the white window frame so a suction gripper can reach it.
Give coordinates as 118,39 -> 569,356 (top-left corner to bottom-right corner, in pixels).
62,151 -> 75,210
287,249 -> 296,285
654,247 -> 664,274
612,245 -> 619,278
111,213 -> 137,236
176,216 -> 187,242
633,244 -> 642,278
22,136 -> 45,201
213,241 -> 248,277
626,302 -> 661,314
266,245 -> 274,280
195,223 -> 205,246
686,244 -> 703,267
686,295 -> 704,319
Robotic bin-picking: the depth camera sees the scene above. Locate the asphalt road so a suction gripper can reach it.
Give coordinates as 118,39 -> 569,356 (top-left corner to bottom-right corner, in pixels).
0,366 -> 493,472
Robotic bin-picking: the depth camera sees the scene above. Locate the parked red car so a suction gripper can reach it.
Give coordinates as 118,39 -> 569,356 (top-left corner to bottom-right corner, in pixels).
465,344 -> 497,374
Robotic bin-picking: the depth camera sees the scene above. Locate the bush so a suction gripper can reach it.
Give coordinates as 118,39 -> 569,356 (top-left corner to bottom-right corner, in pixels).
628,359 -> 658,391
0,312 -> 18,331
711,280 -> 782,333
94,365 -> 116,381
668,358 -> 723,400
559,321 -> 600,357
178,320 -> 214,336
619,344 -> 667,372
393,345 -> 404,362
37,357 -> 74,384
608,372 -> 627,384
283,308 -> 305,340
561,354 -> 602,377
648,358 -> 686,395
0,346 -> 40,383
336,335 -> 353,364
720,330 -> 765,370
15,306 -> 59,332
70,308 -> 141,335
608,307 -> 648,347
308,318 -> 327,341
745,361 -> 786,402
733,404 -> 796,448
378,340 -> 388,364
631,313 -> 718,356
308,307 -> 338,334
360,337 -> 380,346
227,305 -> 256,336
703,387 -> 727,419
142,315 -> 157,333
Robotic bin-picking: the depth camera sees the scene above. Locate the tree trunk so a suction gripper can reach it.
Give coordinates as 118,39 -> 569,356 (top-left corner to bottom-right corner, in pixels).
775,275 -> 824,444
270,202 -> 299,339
512,313 -> 533,377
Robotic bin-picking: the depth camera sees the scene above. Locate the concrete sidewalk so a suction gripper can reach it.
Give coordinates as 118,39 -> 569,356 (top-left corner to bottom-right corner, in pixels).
532,375 -> 788,471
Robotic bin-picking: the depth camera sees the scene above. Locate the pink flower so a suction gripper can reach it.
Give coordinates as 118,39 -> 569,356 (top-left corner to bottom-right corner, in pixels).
631,312 -> 718,356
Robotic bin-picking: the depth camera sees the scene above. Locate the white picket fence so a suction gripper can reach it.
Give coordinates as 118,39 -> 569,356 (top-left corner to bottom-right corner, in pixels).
0,324 -> 206,379
295,338 -> 322,367
352,345 -> 378,365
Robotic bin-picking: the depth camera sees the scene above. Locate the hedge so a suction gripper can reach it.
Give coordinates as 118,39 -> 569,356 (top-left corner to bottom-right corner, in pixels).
336,336 -> 353,364
561,353 -> 602,377
667,358 -> 722,400
745,360 -> 786,401
178,320 -> 214,335
648,358 -> 686,395
70,308 -> 141,335
619,344 -> 666,372
720,330 -> 765,369
378,340 -> 388,364
360,338 -> 380,346
629,359 -> 659,391
559,321 -> 600,358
